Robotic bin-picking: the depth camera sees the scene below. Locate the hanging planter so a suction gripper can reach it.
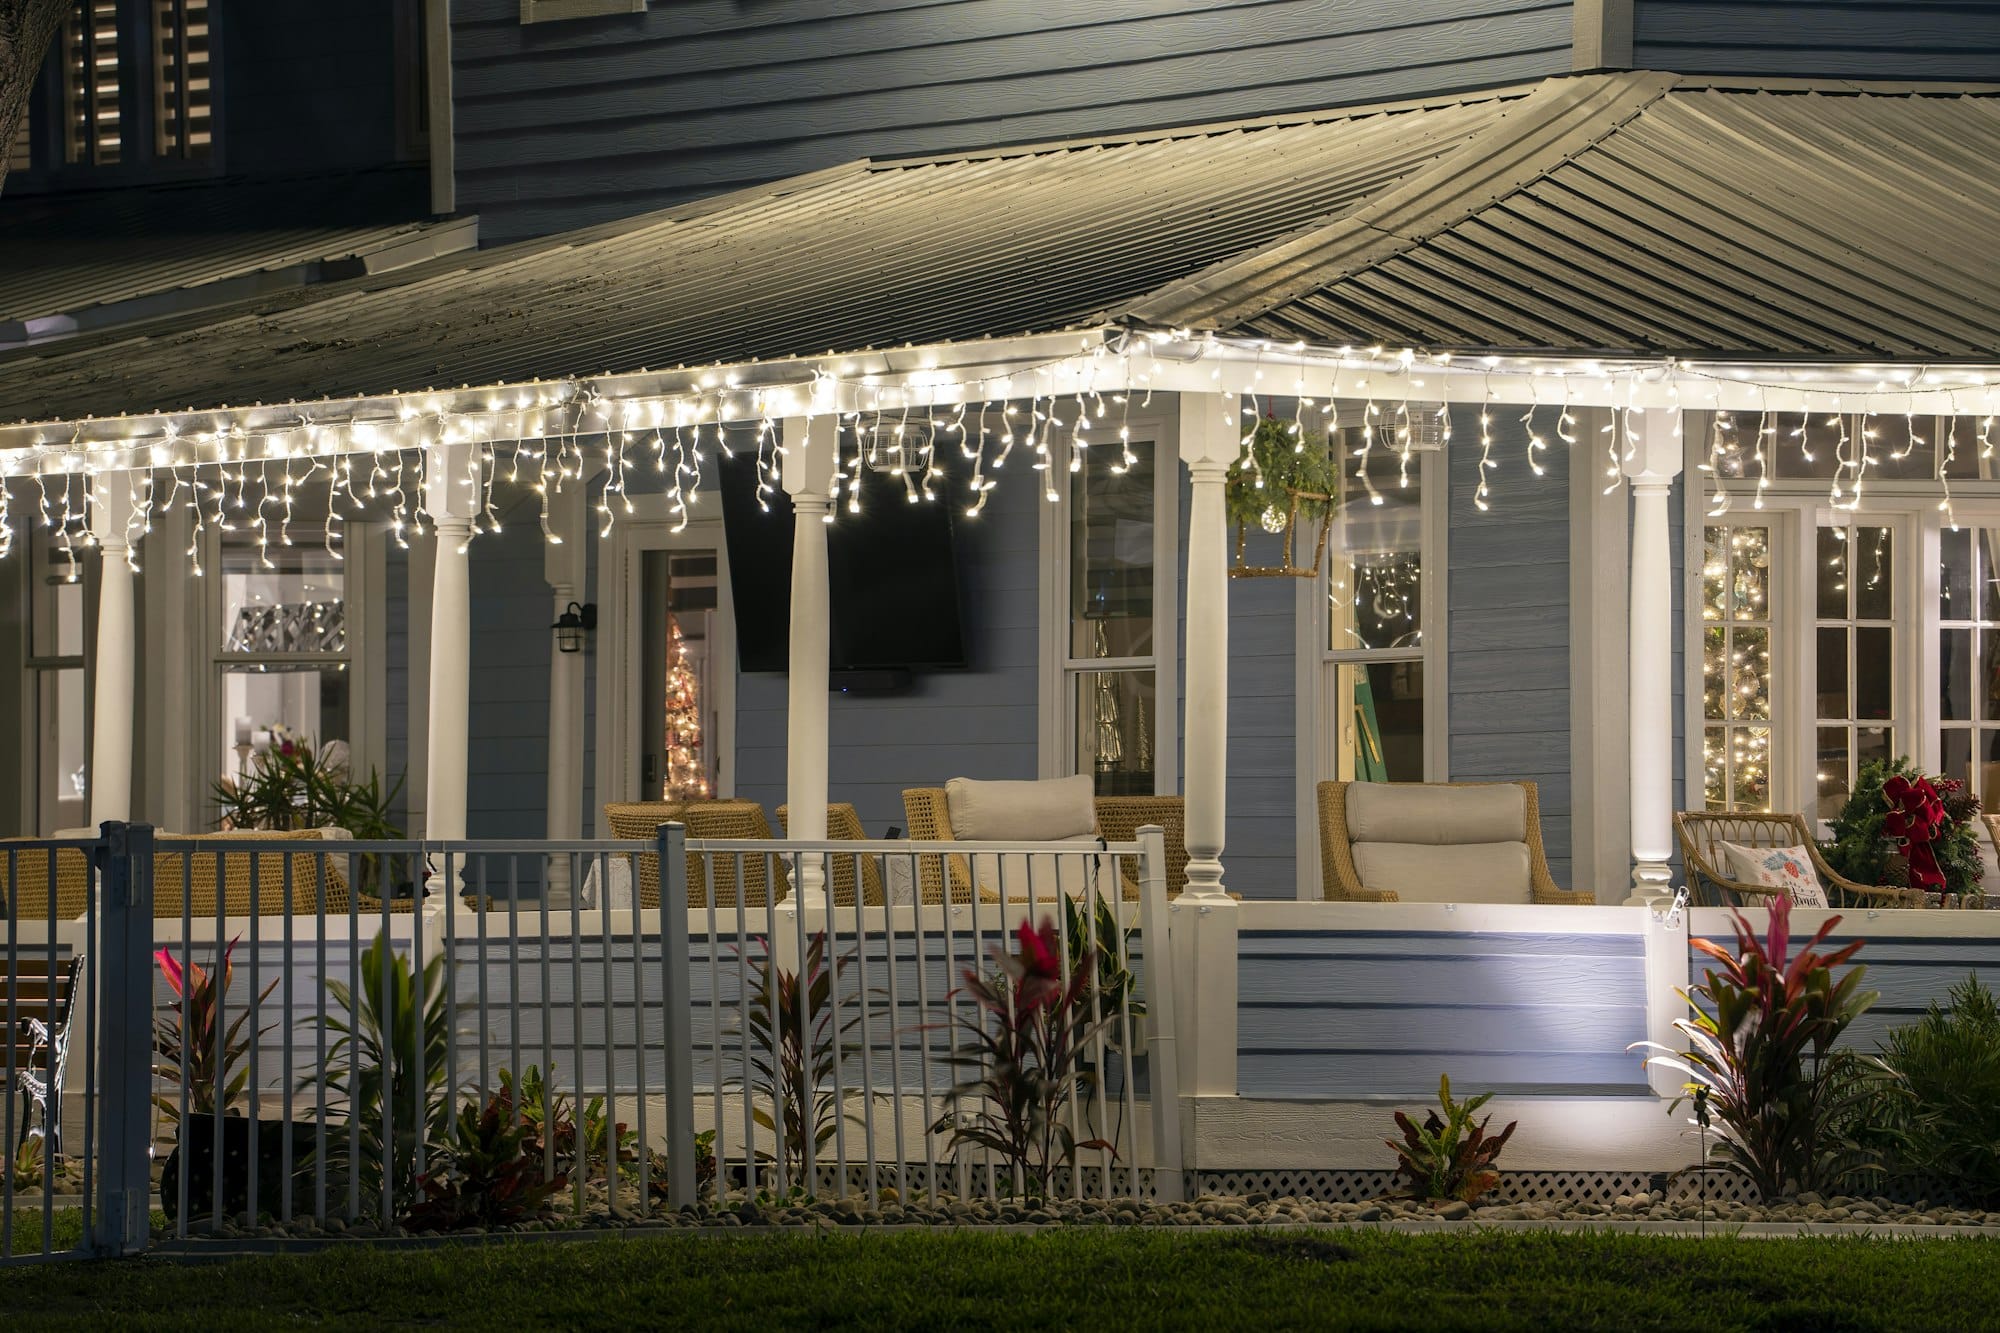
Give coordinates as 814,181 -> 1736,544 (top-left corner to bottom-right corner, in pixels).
1225,414 -> 1341,578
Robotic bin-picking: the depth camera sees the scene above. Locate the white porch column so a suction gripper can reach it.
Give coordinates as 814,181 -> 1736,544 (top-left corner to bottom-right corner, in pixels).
423,443 -> 477,844
781,411 -> 838,907
1624,411 -> 1683,904
544,480 -> 587,897
88,471 -> 140,826
1178,391 -> 1239,901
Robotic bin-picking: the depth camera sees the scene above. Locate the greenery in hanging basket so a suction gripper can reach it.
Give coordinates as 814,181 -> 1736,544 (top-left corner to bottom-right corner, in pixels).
1820,757 -> 1983,901
1224,414 -> 1341,531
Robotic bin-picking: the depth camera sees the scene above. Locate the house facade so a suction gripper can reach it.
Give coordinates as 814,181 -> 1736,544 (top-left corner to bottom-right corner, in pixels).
3,0 -> 1999,915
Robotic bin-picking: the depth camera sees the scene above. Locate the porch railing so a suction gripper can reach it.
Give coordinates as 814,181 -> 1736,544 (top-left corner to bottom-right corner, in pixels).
1,823 -> 1180,1259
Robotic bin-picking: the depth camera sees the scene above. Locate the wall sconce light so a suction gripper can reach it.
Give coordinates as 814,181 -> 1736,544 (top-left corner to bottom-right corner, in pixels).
552,600 -> 597,655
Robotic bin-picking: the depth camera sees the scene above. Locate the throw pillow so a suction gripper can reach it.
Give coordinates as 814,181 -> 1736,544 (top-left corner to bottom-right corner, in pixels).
1721,841 -> 1829,908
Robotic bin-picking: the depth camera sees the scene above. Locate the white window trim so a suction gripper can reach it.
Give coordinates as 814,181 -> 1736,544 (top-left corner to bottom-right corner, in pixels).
1294,443 -> 1449,899
1037,409 -> 1181,797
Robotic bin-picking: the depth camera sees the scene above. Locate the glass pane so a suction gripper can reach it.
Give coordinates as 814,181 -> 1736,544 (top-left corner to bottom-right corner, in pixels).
1327,437 -> 1423,653
1983,631 -> 2000,723
1863,414 -> 1936,481
641,548 -> 721,800
1816,726 -> 1850,822
1942,527 -> 1974,618
1069,440 -> 1154,660
1942,627 -> 1973,721
35,668 -> 87,835
1974,729 -> 2000,809
1074,669 -> 1156,796
1856,726 -> 1893,782
1333,660 -> 1424,782
1780,413 -> 1845,480
1703,727 -> 1727,810
1732,627 -> 1770,720
1701,528 -> 1727,623
1942,728 -> 1974,797
220,538 -> 345,655
1816,525 -> 1847,620
29,528 -> 86,659
1854,627 -> 1893,719
1853,526 -> 1894,621
1983,531 -> 2000,623
1940,416 -> 1990,481
1703,626 -> 1726,723
1733,726 -> 1772,811
1816,626 -> 1848,720
1728,526 -> 1769,621
220,664 -> 351,788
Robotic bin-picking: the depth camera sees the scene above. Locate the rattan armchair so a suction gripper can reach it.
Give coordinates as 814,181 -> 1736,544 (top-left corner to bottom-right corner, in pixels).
1317,780 -> 1592,904
1,830 -> 356,920
775,802 -> 886,907
1676,811 -> 1926,908
901,787 -> 1186,903
602,799 -> 788,909
0,842 -> 94,920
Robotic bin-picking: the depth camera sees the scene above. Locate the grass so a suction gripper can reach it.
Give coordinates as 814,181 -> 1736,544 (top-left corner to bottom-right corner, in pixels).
3,1229 -> 1999,1330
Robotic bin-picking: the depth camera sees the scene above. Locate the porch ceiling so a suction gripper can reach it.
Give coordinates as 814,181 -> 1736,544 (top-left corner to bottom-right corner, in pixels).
2,71 -> 1999,434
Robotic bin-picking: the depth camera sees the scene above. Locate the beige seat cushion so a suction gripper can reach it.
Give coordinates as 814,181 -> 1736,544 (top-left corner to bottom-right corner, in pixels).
945,776 -> 1108,900
1351,841 -> 1534,904
1345,782 -> 1525,845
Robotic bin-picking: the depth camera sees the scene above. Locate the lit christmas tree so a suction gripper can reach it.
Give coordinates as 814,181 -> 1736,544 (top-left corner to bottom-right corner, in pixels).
663,614 -> 710,800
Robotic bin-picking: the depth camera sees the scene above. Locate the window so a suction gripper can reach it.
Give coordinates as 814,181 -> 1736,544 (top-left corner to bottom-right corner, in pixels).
214,528 -> 349,789
152,0 -> 212,160
1064,440 -> 1162,794
1701,522 -> 1774,811
1323,422 -> 1431,783
25,524 -> 89,833
1937,526 -> 2000,806
63,0 -> 122,166
1814,522 -> 1899,821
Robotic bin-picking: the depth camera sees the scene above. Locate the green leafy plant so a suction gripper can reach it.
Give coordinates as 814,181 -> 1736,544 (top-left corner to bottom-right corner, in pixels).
1821,757 -> 1983,901
1635,897 -> 1881,1199
933,917 -> 1115,1200
213,736 -> 406,892
1224,413 -> 1341,530
731,932 -> 867,1189
310,932 -> 457,1216
1062,893 -> 1143,1034
403,1088 -> 567,1232
8,1135 -> 47,1192
1873,974 -> 2000,1204
1386,1074 -> 1516,1204
153,937 -> 277,1122
498,1063 -> 639,1186
646,1131 -> 718,1209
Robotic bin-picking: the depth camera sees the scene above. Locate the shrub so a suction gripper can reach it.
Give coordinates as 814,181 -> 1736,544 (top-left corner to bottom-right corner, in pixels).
404,1090 -> 566,1232
731,932 -> 865,1189
1635,897 -> 1879,1198
1386,1075 -> 1516,1205
153,936 -> 277,1121
934,917 -> 1115,1200
1874,975 -> 2000,1205
499,1063 -> 638,1188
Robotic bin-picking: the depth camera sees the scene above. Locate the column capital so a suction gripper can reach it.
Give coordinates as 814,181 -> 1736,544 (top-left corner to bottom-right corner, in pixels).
89,470 -> 141,553
1177,391 -> 1244,469
1620,407 -> 1683,485
780,413 -> 839,501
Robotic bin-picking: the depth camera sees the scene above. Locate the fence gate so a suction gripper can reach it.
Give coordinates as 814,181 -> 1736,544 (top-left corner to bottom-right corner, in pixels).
2,824 -> 154,1265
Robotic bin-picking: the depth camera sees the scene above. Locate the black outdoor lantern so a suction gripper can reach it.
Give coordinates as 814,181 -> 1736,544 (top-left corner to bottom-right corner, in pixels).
552,601 -> 597,654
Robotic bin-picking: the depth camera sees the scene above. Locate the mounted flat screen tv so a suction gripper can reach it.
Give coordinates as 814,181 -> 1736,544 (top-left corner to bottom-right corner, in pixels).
718,453 -> 969,679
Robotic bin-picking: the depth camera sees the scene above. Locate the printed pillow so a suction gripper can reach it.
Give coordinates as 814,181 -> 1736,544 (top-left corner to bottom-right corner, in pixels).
1721,841 -> 1829,908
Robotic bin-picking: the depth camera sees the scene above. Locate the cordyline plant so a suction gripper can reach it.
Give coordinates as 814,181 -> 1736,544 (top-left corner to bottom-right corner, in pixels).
729,932 -> 866,1190
934,917 -> 1115,1200
153,937 -> 277,1122
499,1063 -> 639,1199
1387,1074 -> 1517,1204
403,1087 -> 567,1233
1633,896 -> 1880,1199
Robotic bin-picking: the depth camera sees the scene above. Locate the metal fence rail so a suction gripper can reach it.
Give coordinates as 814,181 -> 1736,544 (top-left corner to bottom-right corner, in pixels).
0,821 -> 1179,1261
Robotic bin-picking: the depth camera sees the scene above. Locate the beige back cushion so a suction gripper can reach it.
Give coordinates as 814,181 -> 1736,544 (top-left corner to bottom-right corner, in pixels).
1346,783 -> 1533,904
945,776 -> 1107,899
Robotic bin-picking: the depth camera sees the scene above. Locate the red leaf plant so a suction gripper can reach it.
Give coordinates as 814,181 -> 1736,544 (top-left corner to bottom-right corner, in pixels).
932,917 -> 1116,1201
153,937 -> 278,1121
1632,896 -> 1880,1198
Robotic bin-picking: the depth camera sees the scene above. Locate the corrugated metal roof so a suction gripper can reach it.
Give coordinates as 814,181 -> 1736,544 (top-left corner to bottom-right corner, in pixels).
4,73 -> 2000,430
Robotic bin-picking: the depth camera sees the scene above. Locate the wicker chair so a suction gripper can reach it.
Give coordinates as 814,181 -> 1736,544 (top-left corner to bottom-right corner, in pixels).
1676,811 -> 1926,908
775,803 -> 886,907
601,800 -> 788,909
1,830 -> 354,919
0,843 -> 94,920
901,787 -> 1185,904
1317,780 -> 1593,905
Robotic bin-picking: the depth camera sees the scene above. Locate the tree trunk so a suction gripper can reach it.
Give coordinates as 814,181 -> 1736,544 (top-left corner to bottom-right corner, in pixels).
0,0 -> 68,197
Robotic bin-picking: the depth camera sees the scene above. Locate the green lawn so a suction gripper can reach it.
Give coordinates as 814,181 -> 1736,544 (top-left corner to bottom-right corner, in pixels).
3,1230 -> 1997,1330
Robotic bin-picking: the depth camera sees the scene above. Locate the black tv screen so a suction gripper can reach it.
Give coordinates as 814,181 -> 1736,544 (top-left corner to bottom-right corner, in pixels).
718,452 -> 968,675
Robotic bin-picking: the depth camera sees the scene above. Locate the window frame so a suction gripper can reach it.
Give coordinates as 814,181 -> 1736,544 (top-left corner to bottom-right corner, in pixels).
19,519 -> 94,834
1038,405 -> 1181,798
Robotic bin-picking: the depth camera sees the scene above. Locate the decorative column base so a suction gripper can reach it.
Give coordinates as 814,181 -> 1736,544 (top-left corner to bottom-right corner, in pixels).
1624,859 -> 1675,907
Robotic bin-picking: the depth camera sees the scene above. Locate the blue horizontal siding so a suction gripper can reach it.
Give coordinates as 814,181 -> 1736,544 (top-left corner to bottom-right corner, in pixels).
1238,928 -> 1652,1096
1635,1 -> 2000,80
451,0 -> 1574,242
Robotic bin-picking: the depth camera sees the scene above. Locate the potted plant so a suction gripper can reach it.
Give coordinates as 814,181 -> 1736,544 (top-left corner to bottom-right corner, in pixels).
1821,757 -> 1984,904
1224,413 -> 1341,578
212,734 -> 408,896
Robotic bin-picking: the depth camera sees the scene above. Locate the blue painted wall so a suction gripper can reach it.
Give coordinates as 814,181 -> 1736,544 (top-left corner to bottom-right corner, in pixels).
1448,404 -> 1572,888
1635,1 -> 2000,80
449,0 -> 1576,243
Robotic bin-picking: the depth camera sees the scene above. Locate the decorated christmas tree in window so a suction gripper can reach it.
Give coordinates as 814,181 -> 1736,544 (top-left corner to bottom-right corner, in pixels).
663,614 -> 710,800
